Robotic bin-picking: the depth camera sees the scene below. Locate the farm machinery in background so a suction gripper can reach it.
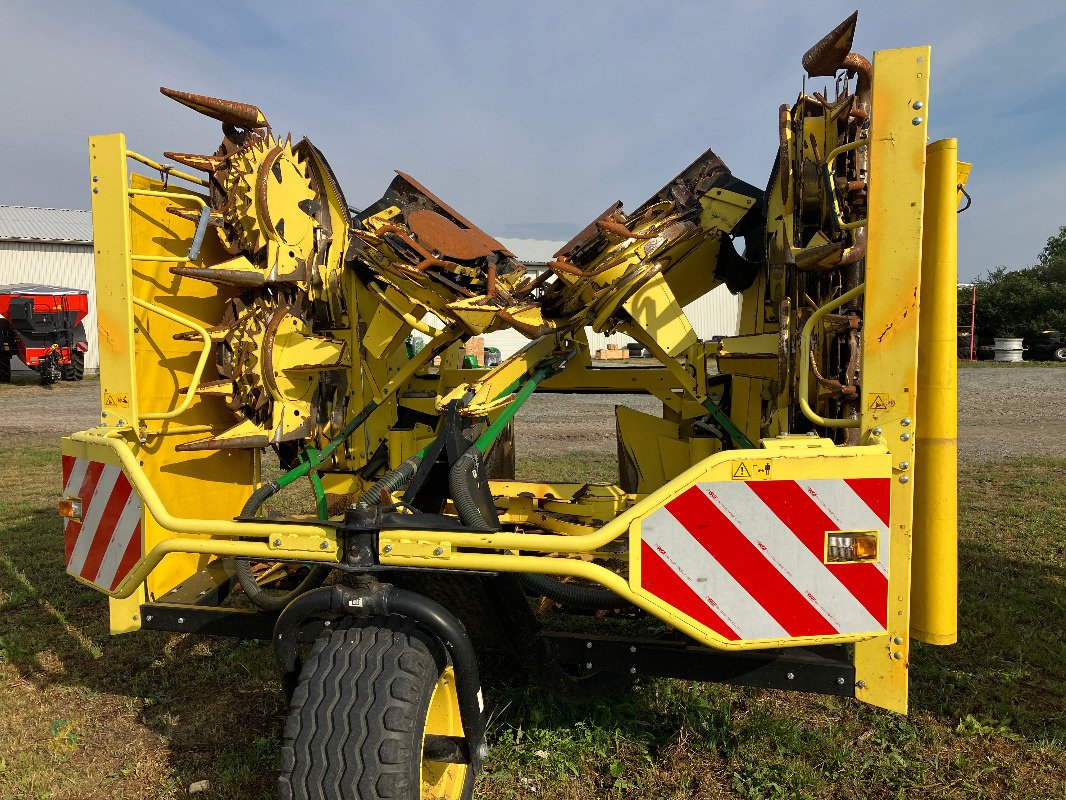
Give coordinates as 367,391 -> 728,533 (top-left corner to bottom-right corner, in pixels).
0,284 -> 89,384
60,12 -> 969,800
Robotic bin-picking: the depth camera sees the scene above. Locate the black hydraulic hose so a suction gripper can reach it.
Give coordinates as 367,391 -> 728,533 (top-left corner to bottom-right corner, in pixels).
356,455 -> 422,508
449,449 -> 624,608
234,480 -> 330,611
273,583 -> 487,773
242,480 -> 280,514
517,572 -> 622,610
448,448 -> 495,531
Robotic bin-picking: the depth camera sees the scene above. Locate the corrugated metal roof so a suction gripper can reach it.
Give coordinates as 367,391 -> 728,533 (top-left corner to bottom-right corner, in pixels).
496,237 -> 565,265
0,206 -> 93,245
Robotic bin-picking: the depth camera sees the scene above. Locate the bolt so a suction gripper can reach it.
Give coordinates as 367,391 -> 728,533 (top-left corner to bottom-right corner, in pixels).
320,540 -> 329,550
899,461 -> 909,470
857,680 -> 866,689
893,651 -> 904,660
323,620 -> 331,627
900,433 -> 911,442
912,116 -> 923,126
177,617 -> 185,625
198,590 -> 206,596
101,411 -> 108,418
585,662 -> 593,669
629,667 -> 637,674
837,677 -> 846,685
272,538 -> 282,547
132,614 -> 139,621
383,544 -> 392,553
786,672 -> 795,680
893,636 -> 903,645
629,646 -> 637,653
901,417 -> 911,427
912,100 -> 924,110
586,641 -> 593,649
872,427 -> 883,436
92,187 -> 99,194
433,546 -> 444,556
899,475 -> 910,484
92,175 -> 99,182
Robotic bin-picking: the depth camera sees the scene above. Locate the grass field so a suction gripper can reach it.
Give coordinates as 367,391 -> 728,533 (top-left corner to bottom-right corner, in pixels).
0,441 -> 1063,799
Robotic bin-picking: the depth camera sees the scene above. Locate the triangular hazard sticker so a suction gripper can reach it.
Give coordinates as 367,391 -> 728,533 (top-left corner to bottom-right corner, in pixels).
732,462 -> 752,479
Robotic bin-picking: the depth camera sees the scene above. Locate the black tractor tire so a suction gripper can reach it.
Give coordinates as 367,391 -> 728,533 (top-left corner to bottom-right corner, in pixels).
62,350 -> 85,381
279,616 -> 472,800
1054,346 -> 1066,363
0,355 -> 10,384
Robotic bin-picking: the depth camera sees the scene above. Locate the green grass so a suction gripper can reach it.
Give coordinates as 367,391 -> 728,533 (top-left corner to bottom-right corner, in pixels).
0,443 -> 1063,798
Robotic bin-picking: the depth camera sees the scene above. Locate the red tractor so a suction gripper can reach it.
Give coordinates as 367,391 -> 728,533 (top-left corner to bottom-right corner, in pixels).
0,284 -> 89,385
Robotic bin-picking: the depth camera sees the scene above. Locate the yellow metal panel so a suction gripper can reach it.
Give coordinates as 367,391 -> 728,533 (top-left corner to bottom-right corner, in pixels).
125,173 -> 257,601
911,139 -> 960,645
621,271 -> 697,357
854,46 -> 932,713
88,134 -> 138,426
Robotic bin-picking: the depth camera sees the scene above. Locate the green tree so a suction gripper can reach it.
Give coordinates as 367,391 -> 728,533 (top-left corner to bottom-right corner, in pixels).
960,226 -> 1066,340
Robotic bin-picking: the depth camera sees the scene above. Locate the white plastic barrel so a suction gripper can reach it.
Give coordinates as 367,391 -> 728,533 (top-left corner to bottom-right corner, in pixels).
993,337 -> 1024,362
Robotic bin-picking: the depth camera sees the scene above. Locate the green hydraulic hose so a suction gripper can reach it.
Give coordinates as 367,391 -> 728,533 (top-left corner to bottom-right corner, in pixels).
472,365 -> 553,454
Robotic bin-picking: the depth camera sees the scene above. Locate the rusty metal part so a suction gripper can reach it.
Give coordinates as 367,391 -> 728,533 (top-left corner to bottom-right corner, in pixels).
803,11 -> 858,76
160,87 -> 268,129
393,171 -> 513,257
809,349 -> 856,396
594,219 -> 656,240
553,202 -> 624,262
407,209 -> 495,261
164,151 -> 226,172
778,104 -> 791,204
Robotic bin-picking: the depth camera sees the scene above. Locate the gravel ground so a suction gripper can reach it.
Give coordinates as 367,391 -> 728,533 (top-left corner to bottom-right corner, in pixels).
3,366 -> 1063,462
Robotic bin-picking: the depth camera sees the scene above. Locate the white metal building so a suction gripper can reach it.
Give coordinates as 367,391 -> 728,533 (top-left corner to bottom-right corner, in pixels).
482,237 -> 742,359
0,206 -> 98,372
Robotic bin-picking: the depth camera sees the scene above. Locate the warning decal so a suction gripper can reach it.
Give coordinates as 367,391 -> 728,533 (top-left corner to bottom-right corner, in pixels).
868,393 -> 890,411
731,460 -> 773,480
103,393 -> 129,408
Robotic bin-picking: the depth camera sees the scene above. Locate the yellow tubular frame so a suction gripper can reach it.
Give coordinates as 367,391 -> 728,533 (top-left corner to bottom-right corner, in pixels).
66,429 -> 337,599
131,296 -> 212,421
378,442 -> 892,652
797,283 -> 865,428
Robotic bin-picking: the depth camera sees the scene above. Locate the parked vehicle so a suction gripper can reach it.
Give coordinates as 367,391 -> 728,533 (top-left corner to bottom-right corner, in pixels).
1025,330 -> 1066,362
0,284 -> 89,385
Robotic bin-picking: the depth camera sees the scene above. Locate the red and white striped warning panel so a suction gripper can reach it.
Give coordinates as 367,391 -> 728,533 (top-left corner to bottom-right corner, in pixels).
640,478 -> 889,642
61,456 -> 143,592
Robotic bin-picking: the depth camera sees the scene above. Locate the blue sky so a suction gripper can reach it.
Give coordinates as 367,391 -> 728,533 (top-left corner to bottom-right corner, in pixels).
2,1 -> 1064,280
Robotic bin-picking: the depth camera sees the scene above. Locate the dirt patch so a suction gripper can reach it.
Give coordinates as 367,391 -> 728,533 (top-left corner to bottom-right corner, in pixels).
958,366 -> 1066,462
0,378 -> 101,443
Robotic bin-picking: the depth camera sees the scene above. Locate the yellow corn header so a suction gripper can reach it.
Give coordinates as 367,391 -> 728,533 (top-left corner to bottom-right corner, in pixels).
60,12 -> 969,799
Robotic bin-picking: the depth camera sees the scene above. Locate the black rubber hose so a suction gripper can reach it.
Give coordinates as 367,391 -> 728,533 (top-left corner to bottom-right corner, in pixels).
234,480 -> 331,612
517,572 -> 622,610
448,449 -> 623,609
448,449 -> 494,531
356,455 -> 421,508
